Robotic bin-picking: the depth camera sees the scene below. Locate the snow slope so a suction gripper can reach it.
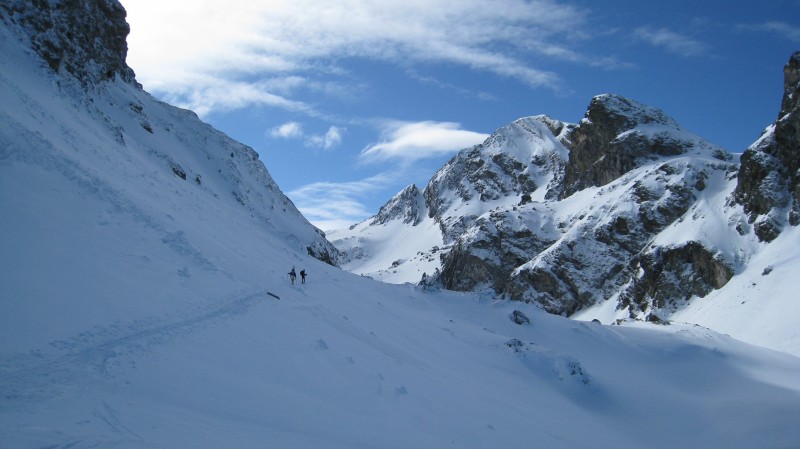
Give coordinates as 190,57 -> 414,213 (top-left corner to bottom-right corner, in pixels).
331,212 -> 445,284
5,278 -> 800,449
0,11 -> 335,353
2,3 -> 800,448
668,225 -> 800,355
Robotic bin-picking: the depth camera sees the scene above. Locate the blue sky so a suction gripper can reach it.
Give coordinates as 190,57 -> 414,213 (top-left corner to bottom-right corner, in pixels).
121,0 -> 800,231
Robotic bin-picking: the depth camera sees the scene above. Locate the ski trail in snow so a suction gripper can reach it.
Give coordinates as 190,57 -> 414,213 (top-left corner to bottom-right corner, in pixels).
94,400 -> 145,441
0,290 -> 270,403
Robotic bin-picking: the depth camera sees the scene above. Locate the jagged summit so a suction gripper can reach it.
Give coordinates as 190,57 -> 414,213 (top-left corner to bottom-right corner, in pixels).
779,50 -> 800,117
371,184 -> 425,226
424,115 -> 571,242
3,3 -> 800,447
561,93 -> 729,198
584,94 -> 679,129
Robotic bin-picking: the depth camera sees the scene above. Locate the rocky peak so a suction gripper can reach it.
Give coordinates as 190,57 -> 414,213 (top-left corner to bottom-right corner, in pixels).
780,51 -> 800,118
0,0 -> 137,85
584,94 -> 679,131
372,184 -> 424,226
733,51 -> 800,241
560,94 -> 726,199
420,116 -> 572,245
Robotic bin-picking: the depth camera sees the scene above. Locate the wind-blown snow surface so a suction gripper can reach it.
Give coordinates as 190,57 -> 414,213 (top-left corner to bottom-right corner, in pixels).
2,15 -> 800,449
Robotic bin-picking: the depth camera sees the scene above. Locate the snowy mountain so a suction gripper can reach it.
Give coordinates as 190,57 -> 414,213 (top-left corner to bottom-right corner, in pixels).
330,55 -> 800,357
2,2 -> 800,448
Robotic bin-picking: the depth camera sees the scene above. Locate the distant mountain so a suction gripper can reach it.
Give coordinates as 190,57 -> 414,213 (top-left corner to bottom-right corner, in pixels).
331,53 -> 800,354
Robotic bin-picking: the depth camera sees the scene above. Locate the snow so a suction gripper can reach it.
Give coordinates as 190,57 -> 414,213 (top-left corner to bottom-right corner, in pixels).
669,225 -> 800,356
2,14 -> 800,449
329,213 -> 444,284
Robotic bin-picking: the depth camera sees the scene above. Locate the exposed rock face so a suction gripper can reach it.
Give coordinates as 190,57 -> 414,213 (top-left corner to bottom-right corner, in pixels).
622,242 -> 734,317
1,0 -> 137,85
562,95 -> 730,199
440,208 -> 558,294
733,51 -> 800,241
372,184 -> 424,226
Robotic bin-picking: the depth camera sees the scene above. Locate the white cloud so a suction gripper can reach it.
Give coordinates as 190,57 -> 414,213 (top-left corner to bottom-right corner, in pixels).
307,126 -> 344,150
270,122 -> 304,139
634,27 -> 707,57
268,123 -> 344,150
122,0 -> 591,114
149,74 -> 316,118
360,121 -> 489,165
288,174 -> 394,231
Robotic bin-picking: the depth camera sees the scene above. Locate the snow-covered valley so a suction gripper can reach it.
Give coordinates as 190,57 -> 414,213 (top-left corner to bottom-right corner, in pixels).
1,1 -> 799,448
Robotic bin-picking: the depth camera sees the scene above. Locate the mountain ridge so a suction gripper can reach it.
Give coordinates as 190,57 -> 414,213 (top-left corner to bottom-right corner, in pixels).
331,67 -> 799,354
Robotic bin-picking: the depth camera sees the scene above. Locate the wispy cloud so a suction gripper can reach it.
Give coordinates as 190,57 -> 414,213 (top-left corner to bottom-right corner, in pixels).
149,75 -> 317,118
269,123 -> 345,150
287,120 -> 486,229
307,126 -> 344,150
634,27 -> 708,57
739,21 -> 800,43
360,121 -> 489,165
124,0 -> 593,115
407,70 -> 498,102
288,174 -> 396,231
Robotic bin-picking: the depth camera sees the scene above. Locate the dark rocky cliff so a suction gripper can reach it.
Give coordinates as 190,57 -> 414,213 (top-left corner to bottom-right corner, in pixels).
371,184 -> 425,226
562,94 -> 730,199
1,0 -> 137,85
733,51 -> 800,241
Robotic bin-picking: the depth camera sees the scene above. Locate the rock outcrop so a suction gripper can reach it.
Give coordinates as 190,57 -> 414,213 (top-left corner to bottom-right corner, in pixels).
1,0 -> 137,85
733,51 -> 800,241
371,184 -> 425,226
561,95 -> 729,199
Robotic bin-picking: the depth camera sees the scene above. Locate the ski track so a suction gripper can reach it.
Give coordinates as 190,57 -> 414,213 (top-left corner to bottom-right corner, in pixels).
0,290 -> 271,404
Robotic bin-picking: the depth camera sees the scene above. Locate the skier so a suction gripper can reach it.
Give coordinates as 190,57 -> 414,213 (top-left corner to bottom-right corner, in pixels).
300,269 -> 307,284
288,267 -> 296,285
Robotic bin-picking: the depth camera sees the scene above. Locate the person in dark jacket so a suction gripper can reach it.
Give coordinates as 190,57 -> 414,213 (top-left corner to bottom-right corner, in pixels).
300,269 -> 307,284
